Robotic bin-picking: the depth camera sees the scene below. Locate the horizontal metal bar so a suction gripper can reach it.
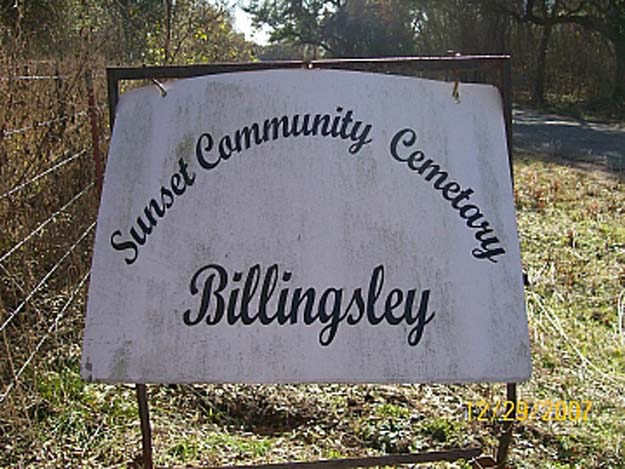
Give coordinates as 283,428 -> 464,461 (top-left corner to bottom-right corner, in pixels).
167,447 -> 482,469
108,55 -> 510,82
315,54 -> 511,63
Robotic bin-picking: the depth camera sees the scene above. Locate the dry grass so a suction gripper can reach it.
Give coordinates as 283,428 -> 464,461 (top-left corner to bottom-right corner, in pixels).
0,153 -> 623,468
0,55 -> 106,465
0,56 -> 624,468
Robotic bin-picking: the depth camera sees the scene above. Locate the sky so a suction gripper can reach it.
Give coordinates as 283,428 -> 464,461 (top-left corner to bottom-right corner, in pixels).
232,3 -> 270,45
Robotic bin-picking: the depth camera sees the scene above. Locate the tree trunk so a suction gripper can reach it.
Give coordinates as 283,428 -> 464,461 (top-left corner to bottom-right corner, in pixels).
164,0 -> 172,64
533,22 -> 552,106
613,38 -> 625,102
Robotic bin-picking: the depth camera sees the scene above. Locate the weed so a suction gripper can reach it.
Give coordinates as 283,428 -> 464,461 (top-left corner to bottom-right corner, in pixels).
1,155 -> 624,467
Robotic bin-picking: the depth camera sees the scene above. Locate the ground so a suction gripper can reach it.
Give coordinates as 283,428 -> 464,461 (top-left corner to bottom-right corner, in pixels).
513,106 -> 625,169
1,151 -> 623,468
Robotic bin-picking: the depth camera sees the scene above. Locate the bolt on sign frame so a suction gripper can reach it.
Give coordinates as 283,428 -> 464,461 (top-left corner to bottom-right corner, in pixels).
104,55 -> 518,469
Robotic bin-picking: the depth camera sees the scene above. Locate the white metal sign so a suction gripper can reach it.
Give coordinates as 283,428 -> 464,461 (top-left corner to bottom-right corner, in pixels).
81,69 -> 531,384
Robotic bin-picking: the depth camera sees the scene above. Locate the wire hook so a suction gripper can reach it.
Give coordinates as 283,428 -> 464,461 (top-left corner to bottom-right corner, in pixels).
452,74 -> 460,104
150,78 -> 167,97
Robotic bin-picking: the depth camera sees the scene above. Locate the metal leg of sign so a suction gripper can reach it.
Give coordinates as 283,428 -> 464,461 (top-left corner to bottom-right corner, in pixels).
129,390 -> 483,469
495,383 -> 517,466
105,70 -> 152,469
104,56 -> 521,469
85,70 -> 103,197
207,448 -> 483,468
499,59 -> 514,184
136,384 -> 154,469
495,56 -> 519,468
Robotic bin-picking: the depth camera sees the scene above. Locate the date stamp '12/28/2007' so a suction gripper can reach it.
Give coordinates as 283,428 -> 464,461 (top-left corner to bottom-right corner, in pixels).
465,400 -> 592,422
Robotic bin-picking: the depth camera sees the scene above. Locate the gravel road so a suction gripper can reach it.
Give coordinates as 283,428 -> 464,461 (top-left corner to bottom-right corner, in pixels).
513,107 -> 625,170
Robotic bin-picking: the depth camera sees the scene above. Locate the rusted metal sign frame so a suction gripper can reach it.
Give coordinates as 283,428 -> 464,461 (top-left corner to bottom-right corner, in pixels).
104,55 -> 518,469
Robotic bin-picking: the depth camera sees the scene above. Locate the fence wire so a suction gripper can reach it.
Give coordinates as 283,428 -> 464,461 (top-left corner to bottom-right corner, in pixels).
0,149 -> 89,200
0,75 -> 68,81
0,221 -> 96,333
0,182 -> 95,264
0,54 -> 107,420
0,269 -> 92,404
2,108 -> 97,138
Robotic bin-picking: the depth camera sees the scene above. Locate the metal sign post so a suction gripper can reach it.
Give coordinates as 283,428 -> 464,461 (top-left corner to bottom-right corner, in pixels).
102,56 -> 519,468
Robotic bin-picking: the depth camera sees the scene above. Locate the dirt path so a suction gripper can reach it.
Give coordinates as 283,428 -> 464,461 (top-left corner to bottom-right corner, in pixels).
513,107 -> 625,170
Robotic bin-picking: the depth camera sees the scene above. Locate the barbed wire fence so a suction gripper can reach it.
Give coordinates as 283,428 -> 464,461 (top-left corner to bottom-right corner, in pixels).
0,56 -> 109,418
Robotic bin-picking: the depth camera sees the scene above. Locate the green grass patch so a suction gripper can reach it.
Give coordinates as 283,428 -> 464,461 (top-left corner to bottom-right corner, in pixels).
1,155 -> 624,467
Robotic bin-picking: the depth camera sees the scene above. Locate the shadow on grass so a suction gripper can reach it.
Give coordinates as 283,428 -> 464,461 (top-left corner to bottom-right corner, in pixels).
512,148 -> 625,182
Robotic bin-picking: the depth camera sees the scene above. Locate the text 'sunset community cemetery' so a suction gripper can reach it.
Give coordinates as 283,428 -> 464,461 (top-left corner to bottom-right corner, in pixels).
82,70 -> 531,384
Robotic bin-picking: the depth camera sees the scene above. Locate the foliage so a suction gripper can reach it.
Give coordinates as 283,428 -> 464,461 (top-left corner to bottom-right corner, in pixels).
245,0 -> 623,110
1,0 -> 624,108
0,0 -> 78,54
244,0 -> 419,57
1,1 -> 625,467
119,0 -> 253,64
522,0 -> 625,101
0,0 -> 253,65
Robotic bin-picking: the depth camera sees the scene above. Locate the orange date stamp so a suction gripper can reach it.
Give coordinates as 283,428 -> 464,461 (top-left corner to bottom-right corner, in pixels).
465,399 -> 592,422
